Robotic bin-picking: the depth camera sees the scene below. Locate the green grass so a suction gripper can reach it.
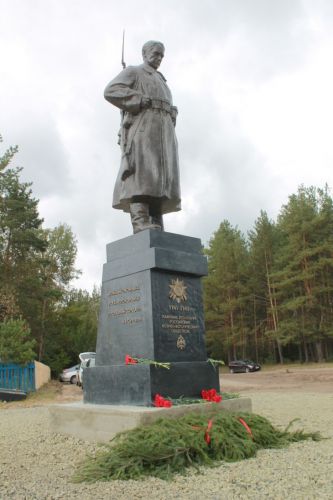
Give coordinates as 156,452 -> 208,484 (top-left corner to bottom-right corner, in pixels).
0,380 -> 62,409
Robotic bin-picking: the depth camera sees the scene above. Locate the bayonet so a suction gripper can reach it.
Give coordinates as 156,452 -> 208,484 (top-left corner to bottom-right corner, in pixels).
121,30 -> 126,69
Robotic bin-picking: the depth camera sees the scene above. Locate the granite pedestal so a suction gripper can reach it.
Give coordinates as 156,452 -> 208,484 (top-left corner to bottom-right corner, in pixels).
50,397 -> 252,443
84,230 -> 220,405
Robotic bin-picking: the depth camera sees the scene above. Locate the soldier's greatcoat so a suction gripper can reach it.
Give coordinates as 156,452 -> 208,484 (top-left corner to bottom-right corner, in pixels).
104,63 -> 181,214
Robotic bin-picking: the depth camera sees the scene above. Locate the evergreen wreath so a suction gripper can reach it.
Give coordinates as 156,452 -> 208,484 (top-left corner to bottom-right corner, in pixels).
73,412 -> 321,482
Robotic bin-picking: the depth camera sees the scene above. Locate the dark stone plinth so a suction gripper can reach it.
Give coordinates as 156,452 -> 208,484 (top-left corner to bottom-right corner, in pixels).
84,230 -> 220,405
84,362 -> 220,405
150,362 -> 219,399
84,364 -> 152,406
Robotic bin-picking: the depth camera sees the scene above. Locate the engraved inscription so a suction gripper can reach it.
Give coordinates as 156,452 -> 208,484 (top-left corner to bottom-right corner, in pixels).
161,279 -> 199,349
109,286 -> 140,296
110,306 -> 142,317
109,295 -> 141,305
108,285 -> 143,326
122,317 -> 143,325
161,304 -> 199,335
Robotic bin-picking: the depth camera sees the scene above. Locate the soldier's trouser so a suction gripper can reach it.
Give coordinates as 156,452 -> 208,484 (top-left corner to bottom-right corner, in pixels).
129,202 -> 163,234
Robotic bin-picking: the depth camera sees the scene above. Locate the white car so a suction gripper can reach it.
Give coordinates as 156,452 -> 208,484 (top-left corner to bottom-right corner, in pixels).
59,364 -> 80,384
77,352 -> 96,388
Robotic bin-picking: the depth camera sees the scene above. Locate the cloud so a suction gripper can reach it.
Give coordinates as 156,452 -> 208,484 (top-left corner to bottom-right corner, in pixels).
5,114 -> 71,198
1,0 -> 333,290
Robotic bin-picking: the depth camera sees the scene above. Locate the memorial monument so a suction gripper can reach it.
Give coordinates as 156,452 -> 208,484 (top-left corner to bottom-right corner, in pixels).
83,40 -> 220,405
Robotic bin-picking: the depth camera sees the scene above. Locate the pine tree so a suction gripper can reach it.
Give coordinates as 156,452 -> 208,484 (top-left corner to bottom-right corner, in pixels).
0,136 -> 81,366
33,224 -> 81,360
274,186 -> 333,361
44,288 -> 99,374
248,211 -> 285,363
0,136 -> 46,285
204,221 -> 250,362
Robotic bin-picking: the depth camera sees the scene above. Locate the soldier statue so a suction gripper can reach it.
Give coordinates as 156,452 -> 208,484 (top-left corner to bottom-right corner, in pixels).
104,40 -> 181,234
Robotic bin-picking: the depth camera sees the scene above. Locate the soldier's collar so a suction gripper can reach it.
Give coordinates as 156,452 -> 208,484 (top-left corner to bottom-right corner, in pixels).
142,63 -> 167,81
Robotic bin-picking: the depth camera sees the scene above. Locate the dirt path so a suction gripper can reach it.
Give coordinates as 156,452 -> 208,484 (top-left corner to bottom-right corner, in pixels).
0,380 -> 82,409
1,365 -> 332,410
54,381 -> 83,403
57,365 -> 333,403
1,375 -> 333,499
220,366 -> 333,393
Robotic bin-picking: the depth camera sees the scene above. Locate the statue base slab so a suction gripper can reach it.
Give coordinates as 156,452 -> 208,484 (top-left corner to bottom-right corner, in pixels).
84,230 -> 220,405
49,397 -> 252,443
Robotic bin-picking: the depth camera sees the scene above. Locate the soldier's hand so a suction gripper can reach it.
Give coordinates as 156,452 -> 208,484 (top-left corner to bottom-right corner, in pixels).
171,106 -> 178,127
141,96 -> 151,109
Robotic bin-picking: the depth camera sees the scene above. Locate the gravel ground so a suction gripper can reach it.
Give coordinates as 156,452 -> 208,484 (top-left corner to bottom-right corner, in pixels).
1,391 -> 333,499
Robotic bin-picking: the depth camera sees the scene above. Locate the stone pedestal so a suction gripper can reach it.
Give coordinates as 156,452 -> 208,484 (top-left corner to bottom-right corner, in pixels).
50,398 -> 252,443
84,230 -> 220,405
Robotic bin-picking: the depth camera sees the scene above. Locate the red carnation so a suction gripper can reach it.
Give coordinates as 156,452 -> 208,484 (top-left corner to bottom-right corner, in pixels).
153,393 -> 173,408
201,389 -> 209,400
125,354 -> 138,365
212,394 -> 222,402
201,388 -> 222,403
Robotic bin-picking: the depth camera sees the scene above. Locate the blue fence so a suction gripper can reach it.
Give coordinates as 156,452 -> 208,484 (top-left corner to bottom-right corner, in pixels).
0,362 -> 35,393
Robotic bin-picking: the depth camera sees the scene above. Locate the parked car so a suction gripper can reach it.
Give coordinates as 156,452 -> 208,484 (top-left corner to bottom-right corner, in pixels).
59,364 -> 80,384
77,352 -> 96,388
228,360 -> 261,374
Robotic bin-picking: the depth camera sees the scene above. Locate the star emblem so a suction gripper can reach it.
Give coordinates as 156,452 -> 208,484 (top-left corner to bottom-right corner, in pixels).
169,278 -> 187,303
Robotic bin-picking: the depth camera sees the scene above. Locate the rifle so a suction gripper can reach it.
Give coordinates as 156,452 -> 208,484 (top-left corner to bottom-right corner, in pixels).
117,30 -> 126,146
118,30 -> 133,180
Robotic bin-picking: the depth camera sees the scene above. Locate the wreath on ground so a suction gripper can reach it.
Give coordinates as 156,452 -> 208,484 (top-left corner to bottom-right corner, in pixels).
73,411 -> 321,482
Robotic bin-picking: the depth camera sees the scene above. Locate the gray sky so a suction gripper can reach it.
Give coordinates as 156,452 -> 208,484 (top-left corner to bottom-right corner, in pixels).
1,0 -> 333,291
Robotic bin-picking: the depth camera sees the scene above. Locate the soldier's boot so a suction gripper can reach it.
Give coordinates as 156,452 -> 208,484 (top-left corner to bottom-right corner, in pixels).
150,213 -> 164,231
130,202 -> 162,234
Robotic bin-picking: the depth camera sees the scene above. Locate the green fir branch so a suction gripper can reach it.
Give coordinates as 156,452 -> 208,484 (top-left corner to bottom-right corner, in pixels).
207,358 -> 225,369
136,358 -> 170,370
73,411 -> 321,482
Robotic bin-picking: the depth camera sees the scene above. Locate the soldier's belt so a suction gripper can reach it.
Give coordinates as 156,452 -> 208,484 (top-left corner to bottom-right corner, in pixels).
150,99 -> 172,113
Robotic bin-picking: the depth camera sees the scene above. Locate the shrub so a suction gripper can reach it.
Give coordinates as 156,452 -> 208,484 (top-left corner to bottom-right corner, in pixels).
0,319 -> 36,364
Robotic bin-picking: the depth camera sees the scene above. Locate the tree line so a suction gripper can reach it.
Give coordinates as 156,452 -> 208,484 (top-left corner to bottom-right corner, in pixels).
204,185 -> 333,364
2,135 -> 332,372
0,136 -> 98,374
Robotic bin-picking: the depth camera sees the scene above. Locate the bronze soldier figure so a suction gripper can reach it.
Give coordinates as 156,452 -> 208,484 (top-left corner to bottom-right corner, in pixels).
104,40 -> 181,234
